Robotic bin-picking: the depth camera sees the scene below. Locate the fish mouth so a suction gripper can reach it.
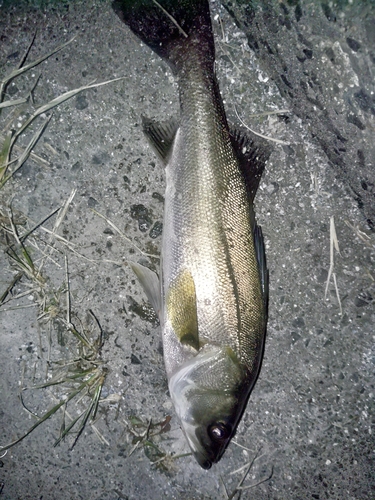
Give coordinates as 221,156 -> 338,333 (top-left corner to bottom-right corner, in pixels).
187,431 -> 224,469
179,421 -> 216,469
191,440 -> 228,469
193,452 -> 212,470
180,421 -> 228,470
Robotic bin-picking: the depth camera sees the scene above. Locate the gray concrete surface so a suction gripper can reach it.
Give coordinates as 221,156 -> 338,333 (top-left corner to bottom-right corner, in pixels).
0,1 -> 374,499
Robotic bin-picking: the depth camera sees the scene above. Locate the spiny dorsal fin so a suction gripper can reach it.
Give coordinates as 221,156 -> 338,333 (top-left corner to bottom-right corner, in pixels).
166,269 -> 199,351
230,128 -> 272,203
142,116 -> 179,165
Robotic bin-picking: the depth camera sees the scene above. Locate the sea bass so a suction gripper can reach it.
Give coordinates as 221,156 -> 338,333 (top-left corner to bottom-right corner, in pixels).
113,0 -> 271,469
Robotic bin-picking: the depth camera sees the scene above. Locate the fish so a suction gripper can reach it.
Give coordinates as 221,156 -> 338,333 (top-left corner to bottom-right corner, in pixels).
112,0 -> 271,469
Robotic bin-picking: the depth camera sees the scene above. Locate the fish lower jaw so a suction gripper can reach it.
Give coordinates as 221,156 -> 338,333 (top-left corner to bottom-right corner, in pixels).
179,421 -> 213,469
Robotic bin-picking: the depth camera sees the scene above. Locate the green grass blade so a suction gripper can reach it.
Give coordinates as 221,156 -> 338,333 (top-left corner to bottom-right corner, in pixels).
0,397 -> 67,452
20,244 -> 35,272
66,323 -> 93,350
6,246 -> 32,274
0,130 -> 13,181
32,367 -> 95,389
0,272 -> 23,305
54,370 -> 105,449
69,386 -> 99,450
53,409 -> 85,448
90,374 -> 105,421
0,376 -> 94,453
18,207 -> 60,244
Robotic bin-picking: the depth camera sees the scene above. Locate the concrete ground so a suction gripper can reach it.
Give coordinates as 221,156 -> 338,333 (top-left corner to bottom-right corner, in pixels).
0,1 -> 374,499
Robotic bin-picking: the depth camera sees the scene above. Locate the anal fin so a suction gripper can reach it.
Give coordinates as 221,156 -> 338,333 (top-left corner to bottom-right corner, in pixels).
142,116 -> 179,164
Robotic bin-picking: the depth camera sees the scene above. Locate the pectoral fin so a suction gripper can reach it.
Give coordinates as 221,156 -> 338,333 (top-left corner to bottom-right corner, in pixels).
166,269 -> 199,351
129,262 -> 161,318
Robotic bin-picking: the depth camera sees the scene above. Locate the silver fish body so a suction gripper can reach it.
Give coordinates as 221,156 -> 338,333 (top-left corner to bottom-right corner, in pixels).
113,0 -> 270,469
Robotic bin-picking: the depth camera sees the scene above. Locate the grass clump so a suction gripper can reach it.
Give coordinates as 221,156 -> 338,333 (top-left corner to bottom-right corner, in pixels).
0,200 -> 109,453
0,35 -> 123,454
123,414 -> 191,474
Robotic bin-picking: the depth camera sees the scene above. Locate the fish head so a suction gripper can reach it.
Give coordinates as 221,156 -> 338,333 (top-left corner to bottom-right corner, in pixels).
169,345 -> 249,469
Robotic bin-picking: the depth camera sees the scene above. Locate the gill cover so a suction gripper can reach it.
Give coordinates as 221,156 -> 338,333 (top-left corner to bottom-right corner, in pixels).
169,345 -> 248,469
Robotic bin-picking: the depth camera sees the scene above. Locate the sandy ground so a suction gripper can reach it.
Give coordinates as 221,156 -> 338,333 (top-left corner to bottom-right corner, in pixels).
0,1 -> 374,499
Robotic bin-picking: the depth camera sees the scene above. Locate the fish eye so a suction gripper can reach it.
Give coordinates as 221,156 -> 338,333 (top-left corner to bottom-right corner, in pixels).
208,422 -> 231,442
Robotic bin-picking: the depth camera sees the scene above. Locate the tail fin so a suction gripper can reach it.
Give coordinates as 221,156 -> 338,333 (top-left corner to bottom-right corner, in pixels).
112,0 -> 213,74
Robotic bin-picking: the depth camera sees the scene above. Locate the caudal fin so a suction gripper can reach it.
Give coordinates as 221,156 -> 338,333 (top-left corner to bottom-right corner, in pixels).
112,0 -> 213,74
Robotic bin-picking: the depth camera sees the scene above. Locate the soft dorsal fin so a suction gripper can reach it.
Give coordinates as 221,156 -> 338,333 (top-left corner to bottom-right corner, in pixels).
166,269 -> 199,351
129,261 -> 161,318
142,117 -> 179,164
229,128 -> 272,203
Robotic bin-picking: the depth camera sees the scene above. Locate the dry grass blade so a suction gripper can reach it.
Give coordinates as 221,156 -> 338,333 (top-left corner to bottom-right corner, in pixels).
1,76 -> 124,189
36,190 -> 77,274
236,467 -> 273,493
0,114 -> 52,187
149,451 -> 191,468
234,105 -> 289,145
248,109 -> 290,118
325,216 -> 342,314
0,36 -> 76,103
220,448 -> 273,500
0,133 -> 49,168
91,208 -> 158,258
9,77 -> 125,152
52,189 -> 77,234
65,253 -> 71,324
0,98 -> 28,109
151,0 -> 188,38
345,220 -> 375,249
32,224 -> 77,247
